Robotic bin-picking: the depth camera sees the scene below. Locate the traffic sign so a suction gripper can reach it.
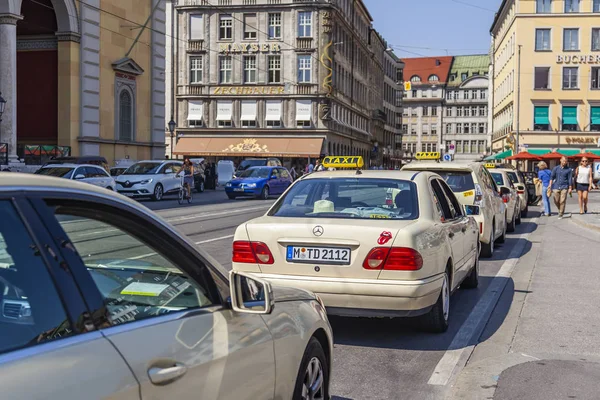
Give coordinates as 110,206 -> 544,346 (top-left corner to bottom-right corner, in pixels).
449,144 -> 455,150
443,154 -> 452,162
404,82 -> 412,91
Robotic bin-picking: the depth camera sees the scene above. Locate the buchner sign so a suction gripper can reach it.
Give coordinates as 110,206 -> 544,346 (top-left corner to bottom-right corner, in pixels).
557,54 -> 600,64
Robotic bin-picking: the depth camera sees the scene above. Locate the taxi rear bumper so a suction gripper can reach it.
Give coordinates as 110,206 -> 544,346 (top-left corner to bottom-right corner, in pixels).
257,273 -> 444,318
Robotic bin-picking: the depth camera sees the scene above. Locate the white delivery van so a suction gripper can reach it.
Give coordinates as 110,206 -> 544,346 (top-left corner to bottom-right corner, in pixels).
217,160 -> 235,186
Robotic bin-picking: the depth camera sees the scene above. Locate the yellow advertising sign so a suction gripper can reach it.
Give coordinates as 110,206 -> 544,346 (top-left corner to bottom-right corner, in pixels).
415,152 -> 440,160
322,156 -> 364,169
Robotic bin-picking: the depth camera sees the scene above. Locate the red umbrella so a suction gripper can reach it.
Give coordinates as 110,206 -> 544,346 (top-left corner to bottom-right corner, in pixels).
570,152 -> 600,160
540,152 -> 567,160
506,151 -> 542,161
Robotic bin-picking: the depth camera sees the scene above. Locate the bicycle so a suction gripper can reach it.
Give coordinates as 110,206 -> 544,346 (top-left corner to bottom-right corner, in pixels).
177,175 -> 193,204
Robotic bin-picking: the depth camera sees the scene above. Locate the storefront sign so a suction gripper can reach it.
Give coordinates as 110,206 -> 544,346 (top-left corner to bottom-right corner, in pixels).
219,43 -> 281,53
565,137 -> 598,144
213,86 -> 285,95
557,55 -> 600,64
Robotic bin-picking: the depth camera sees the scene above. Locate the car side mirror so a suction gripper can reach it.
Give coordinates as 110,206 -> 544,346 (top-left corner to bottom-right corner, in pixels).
74,174 -> 85,180
165,168 -> 173,174
464,205 -> 480,216
499,187 -> 511,196
229,271 -> 273,314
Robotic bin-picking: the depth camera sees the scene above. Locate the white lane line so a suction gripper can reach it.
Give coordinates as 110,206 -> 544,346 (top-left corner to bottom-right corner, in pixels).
109,234 -> 235,265
427,221 -> 537,386
163,206 -> 269,222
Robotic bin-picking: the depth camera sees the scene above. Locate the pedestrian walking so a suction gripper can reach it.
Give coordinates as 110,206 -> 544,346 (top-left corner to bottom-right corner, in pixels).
574,156 -> 594,214
537,161 -> 552,216
549,156 -> 573,219
315,159 -> 325,172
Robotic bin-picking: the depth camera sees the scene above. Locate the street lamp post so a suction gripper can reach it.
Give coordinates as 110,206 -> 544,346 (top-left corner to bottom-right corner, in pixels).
0,92 -> 6,166
168,117 -> 176,159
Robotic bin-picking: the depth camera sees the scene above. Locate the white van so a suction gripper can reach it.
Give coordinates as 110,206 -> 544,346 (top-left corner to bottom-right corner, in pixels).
217,160 -> 235,186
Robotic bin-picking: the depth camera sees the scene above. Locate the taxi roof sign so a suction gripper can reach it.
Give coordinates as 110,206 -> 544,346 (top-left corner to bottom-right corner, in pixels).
322,156 -> 364,169
415,152 -> 440,160
484,163 -> 496,169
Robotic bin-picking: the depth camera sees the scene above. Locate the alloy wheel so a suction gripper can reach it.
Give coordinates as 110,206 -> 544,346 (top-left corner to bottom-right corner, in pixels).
301,357 -> 325,400
442,273 -> 450,323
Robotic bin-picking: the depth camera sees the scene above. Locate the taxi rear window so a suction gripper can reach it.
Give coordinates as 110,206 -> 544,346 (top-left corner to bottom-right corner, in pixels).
490,172 -> 505,186
269,178 -> 418,220
506,171 -> 518,184
426,170 -> 475,193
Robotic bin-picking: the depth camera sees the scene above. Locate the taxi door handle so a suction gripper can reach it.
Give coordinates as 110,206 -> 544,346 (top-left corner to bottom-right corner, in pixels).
449,232 -> 455,238
148,363 -> 187,385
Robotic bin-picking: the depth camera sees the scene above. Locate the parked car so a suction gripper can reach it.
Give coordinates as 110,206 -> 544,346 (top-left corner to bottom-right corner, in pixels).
498,168 -> 529,217
35,163 -> 115,191
115,160 -> 183,201
110,159 -> 136,177
226,166 -> 293,200
490,169 -> 522,232
0,173 -> 333,400
44,156 -> 110,172
236,158 -> 282,174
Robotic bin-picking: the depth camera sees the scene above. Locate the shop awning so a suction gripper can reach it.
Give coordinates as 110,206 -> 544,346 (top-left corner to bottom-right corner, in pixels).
216,100 -> 232,121
240,100 -> 257,121
265,100 -> 282,121
187,100 -> 203,120
174,136 -> 324,157
591,107 -> 600,125
491,149 -> 513,160
555,148 -> 580,156
296,100 -> 312,121
534,106 -> 549,125
527,148 -> 551,155
587,149 -> 600,156
562,106 -> 578,125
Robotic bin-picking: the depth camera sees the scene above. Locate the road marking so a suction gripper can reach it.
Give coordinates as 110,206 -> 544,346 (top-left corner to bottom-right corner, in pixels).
164,206 -> 269,222
427,221 -> 537,386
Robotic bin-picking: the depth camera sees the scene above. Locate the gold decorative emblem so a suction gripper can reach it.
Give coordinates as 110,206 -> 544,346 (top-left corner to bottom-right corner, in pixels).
224,139 -> 269,153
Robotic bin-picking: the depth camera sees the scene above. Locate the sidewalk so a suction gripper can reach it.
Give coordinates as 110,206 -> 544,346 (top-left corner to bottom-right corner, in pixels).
450,192 -> 600,400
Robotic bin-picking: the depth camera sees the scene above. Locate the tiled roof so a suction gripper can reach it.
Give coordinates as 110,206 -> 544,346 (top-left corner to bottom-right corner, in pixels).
447,55 -> 490,86
401,56 -> 454,85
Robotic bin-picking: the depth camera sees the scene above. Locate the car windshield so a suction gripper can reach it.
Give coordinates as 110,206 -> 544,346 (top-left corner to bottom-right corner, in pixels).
490,172 -> 505,186
506,171 -> 518,184
122,162 -> 162,175
269,178 -> 418,220
35,167 -> 75,179
238,167 -> 271,178
238,159 -> 266,171
424,170 -> 475,193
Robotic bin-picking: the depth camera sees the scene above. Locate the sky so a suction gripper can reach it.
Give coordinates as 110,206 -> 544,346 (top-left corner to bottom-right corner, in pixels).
363,0 -> 504,58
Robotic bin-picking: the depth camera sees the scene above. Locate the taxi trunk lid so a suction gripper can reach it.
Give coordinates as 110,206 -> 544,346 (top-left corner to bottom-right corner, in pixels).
244,216 -> 417,279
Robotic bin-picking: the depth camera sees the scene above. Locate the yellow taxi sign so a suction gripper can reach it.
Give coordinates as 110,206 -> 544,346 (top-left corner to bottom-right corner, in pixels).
322,156 -> 364,169
415,152 -> 440,160
485,163 -> 496,169
404,81 -> 412,91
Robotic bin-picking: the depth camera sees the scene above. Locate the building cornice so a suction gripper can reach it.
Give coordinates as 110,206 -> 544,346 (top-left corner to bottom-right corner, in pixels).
0,13 -> 23,25
56,31 -> 81,43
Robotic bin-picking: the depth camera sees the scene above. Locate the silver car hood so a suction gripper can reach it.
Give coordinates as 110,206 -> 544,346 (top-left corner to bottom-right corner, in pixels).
271,284 -> 317,303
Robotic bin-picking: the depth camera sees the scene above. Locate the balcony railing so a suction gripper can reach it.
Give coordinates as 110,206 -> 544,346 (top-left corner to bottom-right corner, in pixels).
0,143 -> 7,166
17,145 -> 71,165
296,37 -> 314,50
242,0 -> 256,4
187,40 -> 204,52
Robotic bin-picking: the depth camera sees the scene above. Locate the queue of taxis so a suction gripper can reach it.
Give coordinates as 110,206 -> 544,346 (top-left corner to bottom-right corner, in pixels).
402,155 -> 507,258
487,165 -> 522,232
232,156 -> 480,332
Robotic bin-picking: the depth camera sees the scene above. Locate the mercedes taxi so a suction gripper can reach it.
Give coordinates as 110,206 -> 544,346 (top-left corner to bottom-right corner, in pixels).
232,156 -> 480,332
402,155 -> 507,258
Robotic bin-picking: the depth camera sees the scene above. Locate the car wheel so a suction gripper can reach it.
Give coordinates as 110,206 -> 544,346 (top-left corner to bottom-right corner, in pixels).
462,246 -> 479,289
260,186 -> 269,200
507,211 -> 516,233
197,181 -> 205,193
516,209 -> 522,225
292,337 -> 329,400
227,194 -> 236,200
496,217 -> 506,244
421,272 -> 450,333
480,223 -> 494,258
152,184 -> 163,201
521,205 -> 528,218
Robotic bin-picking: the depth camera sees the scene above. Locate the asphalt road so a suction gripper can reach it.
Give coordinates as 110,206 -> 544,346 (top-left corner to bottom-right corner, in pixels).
49,187 -> 541,400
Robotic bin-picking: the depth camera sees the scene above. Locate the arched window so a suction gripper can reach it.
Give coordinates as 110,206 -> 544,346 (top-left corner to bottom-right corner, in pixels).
428,74 -> 439,82
119,89 -> 133,141
410,75 -> 421,83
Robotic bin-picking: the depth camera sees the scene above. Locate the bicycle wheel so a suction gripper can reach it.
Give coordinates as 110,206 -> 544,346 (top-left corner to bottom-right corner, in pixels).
178,188 -> 184,205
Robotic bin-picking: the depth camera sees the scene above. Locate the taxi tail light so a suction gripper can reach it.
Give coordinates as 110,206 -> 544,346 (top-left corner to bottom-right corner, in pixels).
362,247 -> 423,271
232,241 -> 274,264
479,222 -> 483,235
502,194 -> 510,203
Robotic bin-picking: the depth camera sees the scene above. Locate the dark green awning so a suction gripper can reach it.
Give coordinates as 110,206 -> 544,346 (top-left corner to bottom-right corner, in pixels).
562,106 -> 578,125
528,148 -> 551,155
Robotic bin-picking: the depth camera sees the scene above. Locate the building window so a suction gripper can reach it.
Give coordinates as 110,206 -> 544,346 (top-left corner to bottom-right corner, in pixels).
594,0 -> 600,12
410,124 -> 416,135
432,107 -> 437,116
422,107 -> 429,116
461,72 -> 468,81
446,124 -> 452,134
479,106 -> 486,116
453,91 -> 459,100
432,124 -> 438,135
478,140 -> 486,154
536,0 -> 551,13
118,89 -> 133,141
464,90 -> 470,100
243,56 -> 257,83
297,121 -> 311,128
267,120 -> 282,128
268,13 -> 282,39
242,120 -> 257,128
592,67 -> 600,89
188,120 -> 202,128
563,67 -> 578,89
480,89 -> 486,99
592,28 -> 600,51
243,13 -> 257,40
563,28 -> 579,51
268,55 -> 281,83
470,141 -> 477,153
591,106 -> 600,131
190,56 -> 203,84
534,67 -> 550,89
428,74 -> 439,83
565,0 -> 579,12
456,123 -> 463,134
218,120 -> 232,128
534,105 -> 550,130
298,11 -> 312,37
190,14 -> 204,40
535,29 -> 551,51
219,56 -> 232,83
410,75 -> 421,83
465,107 -> 471,117
479,123 -> 485,134
457,107 -> 463,117
411,89 -> 417,97
562,105 -> 578,131
219,14 -> 233,40
298,55 -> 312,83
446,91 -> 452,100
456,141 -> 463,153
464,123 -> 470,134
446,107 -> 452,117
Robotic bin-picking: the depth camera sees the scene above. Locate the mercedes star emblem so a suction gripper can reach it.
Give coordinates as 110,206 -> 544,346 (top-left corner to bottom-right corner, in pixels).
313,226 -> 324,236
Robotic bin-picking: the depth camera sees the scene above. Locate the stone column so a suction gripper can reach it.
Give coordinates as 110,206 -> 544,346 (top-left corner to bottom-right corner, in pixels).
0,13 -> 22,163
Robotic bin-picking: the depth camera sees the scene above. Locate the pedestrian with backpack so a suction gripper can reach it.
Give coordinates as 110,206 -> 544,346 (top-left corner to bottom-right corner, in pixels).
574,156 -> 594,214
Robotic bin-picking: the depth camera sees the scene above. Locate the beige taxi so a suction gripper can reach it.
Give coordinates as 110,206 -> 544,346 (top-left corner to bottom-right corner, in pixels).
232,163 -> 480,333
402,160 -> 507,258
489,168 -> 522,232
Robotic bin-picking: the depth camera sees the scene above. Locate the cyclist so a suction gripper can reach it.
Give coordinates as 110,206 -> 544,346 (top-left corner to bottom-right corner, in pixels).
176,158 -> 194,199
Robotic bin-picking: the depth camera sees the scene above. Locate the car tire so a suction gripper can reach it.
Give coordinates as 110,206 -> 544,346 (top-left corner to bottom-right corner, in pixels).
292,337 -> 329,400
516,209 -> 522,225
421,272 -> 450,333
462,247 -> 479,289
227,194 -> 236,200
507,211 -> 516,232
260,186 -> 269,200
521,205 -> 528,218
197,181 -> 205,193
480,223 -> 494,258
496,217 -> 506,244
152,184 -> 163,201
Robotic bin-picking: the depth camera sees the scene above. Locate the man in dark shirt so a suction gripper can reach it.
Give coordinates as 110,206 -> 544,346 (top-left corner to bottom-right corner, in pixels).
549,156 -> 573,218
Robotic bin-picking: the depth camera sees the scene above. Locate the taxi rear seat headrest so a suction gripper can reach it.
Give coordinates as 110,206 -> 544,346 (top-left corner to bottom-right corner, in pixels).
313,199 -> 334,213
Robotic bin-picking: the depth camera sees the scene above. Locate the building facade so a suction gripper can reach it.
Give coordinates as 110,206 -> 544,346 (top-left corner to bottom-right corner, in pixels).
383,47 -> 405,165
401,57 -> 453,159
444,55 -> 490,161
490,0 -> 600,156
0,0 -> 166,168
170,0 -> 400,166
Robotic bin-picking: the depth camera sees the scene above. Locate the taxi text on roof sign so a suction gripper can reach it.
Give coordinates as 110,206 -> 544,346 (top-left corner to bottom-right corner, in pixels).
415,152 -> 440,160
322,156 -> 364,169
485,163 -> 496,169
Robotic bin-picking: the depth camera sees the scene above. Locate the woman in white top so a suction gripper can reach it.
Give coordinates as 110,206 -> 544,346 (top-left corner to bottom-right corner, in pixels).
574,157 -> 594,214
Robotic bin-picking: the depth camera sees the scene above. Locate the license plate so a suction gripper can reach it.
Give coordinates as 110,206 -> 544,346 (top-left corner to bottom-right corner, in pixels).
286,246 -> 351,265
234,188 -> 244,192
122,192 -> 134,197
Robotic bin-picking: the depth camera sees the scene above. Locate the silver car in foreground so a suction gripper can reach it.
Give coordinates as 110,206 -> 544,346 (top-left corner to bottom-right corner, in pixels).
0,173 -> 332,400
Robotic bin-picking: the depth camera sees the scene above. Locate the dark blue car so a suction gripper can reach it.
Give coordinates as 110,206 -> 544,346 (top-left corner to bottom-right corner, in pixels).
225,166 -> 293,200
